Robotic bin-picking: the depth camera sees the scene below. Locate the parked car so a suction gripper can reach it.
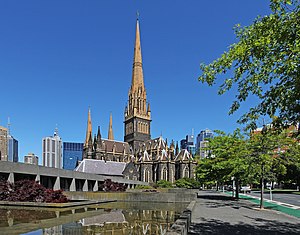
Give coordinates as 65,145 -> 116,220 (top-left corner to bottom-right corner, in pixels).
240,186 -> 251,193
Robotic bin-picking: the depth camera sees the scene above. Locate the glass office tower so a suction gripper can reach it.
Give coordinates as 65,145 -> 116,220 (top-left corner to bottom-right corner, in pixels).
63,142 -> 83,170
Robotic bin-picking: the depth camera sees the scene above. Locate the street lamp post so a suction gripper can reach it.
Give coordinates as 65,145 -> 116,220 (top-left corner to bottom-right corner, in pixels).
231,176 -> 235,198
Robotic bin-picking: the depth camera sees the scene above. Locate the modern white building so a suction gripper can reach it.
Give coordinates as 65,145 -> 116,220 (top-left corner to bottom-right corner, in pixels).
42,128 -> 62,168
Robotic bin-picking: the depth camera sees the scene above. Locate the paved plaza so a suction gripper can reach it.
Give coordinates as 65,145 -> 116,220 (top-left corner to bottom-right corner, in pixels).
189,191 -> 300,234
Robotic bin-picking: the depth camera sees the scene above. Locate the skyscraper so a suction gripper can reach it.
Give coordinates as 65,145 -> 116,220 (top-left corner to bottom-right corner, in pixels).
196,129 -> 213,158
7,135 -> 18,162
0,126 -> 8,161
42,128 -> 62,168
63,142 -> 83,170
180,134 -> 196,155
124,18 -> 151,153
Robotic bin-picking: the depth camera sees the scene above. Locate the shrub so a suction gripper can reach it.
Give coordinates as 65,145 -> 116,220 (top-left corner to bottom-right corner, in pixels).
135,185 -> 153,190
100,179 -> 127,192
156,180 -> 173,188
0,179 -> 68,203
175,178 -> 201,189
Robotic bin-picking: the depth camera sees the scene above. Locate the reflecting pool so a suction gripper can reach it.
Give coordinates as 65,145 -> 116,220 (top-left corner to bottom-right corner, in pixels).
0,201 -> 188,235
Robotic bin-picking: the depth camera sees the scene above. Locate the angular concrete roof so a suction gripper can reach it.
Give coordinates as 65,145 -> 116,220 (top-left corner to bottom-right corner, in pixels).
75,159 -> 126,176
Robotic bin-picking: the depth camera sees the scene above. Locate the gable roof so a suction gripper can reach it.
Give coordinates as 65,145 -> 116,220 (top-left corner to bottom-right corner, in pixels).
139,150 -> 151,162
99,139 -> 132,155
75,159 -> 126,176
174,149 -> 193,162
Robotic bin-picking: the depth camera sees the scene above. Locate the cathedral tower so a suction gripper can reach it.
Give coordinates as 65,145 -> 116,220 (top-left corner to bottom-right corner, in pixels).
124,19 -> 151,153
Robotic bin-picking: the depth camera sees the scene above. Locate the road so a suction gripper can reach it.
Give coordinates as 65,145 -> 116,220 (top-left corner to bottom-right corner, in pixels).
249,191 -> 300,207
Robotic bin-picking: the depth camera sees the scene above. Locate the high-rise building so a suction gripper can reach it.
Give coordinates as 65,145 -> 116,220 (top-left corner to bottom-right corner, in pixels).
124,19 -> 151,153
180,134 -> 196,155
24,153 -> 39,165
7,135 -> 18,162
196,129 -> 213,158
63,142 -> 83,170
0,126 -> 8,161
42,128 -> 62,168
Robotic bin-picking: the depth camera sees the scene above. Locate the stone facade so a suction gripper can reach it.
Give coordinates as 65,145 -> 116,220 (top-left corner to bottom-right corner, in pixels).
136,137 -> 196,183
82,19 -> 197,183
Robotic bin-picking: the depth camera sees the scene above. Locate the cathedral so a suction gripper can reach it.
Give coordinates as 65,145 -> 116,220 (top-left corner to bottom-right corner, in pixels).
82,19 -> 196,183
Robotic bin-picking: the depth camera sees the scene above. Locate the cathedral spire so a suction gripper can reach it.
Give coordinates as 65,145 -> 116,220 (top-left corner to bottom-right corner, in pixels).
130,18 -> 144,93
84,107 -> 92,147
108,113 -> 114,140
124,16 -> 151,152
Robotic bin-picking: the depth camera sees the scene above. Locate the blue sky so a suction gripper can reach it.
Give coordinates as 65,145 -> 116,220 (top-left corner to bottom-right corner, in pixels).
0,1 -> 271,162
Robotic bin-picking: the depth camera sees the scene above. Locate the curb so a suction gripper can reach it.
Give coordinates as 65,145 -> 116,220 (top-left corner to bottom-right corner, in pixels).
166,200 -> 196,235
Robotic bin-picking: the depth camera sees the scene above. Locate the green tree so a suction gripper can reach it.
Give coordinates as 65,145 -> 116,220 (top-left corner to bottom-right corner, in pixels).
247,126 -> 294,208
197,129 -> 249,199
198,0 -> 300,130
282,137 -> 300,190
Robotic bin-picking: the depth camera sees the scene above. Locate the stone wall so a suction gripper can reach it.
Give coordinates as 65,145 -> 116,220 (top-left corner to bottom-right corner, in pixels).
64,189 -> 197,203
166,200 -> 196,235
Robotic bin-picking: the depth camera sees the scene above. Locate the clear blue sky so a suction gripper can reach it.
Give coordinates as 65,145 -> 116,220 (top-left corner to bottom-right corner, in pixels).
0,1 -> 271,162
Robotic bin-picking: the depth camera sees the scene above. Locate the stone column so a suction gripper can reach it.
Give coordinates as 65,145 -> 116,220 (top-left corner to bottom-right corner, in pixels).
93,181 -> 98,192
70,178 -> 76,191
83,180 -> 88,192
8,173 -> 14,184
53,177 -> 61,190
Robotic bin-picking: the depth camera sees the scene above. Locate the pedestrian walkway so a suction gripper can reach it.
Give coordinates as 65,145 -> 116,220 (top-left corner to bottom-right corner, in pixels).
237,192 -> 300,218
189,191 -> 300,234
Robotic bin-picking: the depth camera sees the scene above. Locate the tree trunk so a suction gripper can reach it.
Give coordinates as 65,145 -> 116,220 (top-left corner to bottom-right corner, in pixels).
260,176 -> 264,209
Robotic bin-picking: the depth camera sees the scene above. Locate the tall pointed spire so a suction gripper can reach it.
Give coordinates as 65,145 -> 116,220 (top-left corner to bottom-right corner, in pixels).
108,113 -> 114,140
84,107 -> 92,147
124,16 -> 151,152
131,18 -> 144,93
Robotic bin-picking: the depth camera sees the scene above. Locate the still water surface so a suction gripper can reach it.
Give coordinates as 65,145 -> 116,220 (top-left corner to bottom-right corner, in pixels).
0,201 -> 187,235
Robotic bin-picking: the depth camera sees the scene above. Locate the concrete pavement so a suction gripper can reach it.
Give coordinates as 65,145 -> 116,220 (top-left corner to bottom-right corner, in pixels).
189,191 -> 300,234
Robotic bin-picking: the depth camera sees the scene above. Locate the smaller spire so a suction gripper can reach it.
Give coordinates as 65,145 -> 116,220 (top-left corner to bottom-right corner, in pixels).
84,107 -> 92,147
108,113 -> 114,140
97,126 -> 102,141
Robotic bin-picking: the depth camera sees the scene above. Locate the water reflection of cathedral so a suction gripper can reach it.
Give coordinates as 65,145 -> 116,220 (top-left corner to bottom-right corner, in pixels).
77,209 -> 176,235
81,18 -> 196,184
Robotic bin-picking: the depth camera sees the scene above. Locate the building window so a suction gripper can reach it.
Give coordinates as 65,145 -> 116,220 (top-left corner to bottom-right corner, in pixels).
162,167 -> 168,181
170,169 -> 174,183
144,168 -> 150,182
183,166 -> 189,178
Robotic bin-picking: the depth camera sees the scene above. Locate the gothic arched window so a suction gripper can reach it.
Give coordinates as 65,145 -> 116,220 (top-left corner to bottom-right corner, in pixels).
162,167 -> 168,181
183,165 -> 189,178
144,168 -> 150,182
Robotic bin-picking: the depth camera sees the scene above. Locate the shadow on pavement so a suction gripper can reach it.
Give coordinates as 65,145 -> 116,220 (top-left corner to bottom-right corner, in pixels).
197,193 -> 257,210
189,217 -> 300,235
197,194 -> 234,201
